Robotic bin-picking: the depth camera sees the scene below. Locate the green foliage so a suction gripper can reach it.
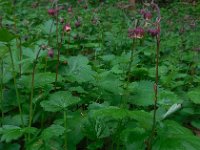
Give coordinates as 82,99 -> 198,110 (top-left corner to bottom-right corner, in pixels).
40,91 -> 81,112
0,0 -> 200,149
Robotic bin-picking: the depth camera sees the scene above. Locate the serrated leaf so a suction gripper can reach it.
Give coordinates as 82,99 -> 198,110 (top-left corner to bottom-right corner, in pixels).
40,91 -> 81,112
18,72 -> 62,89
0,125 -> 22,142
187,88 -> 200,104
128,80 -> 154,106
41,124 -> 65,140
66,55 -> 96,83
0,28 -> 15,42
153,120 -> 200,150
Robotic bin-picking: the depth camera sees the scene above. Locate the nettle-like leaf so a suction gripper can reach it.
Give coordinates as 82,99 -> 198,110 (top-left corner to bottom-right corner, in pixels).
120,127 -> 148,150
18,72 -> 63,89
40,91 -> 81,112
128,80 -> 154,106
41,124 -> 65,140
84,106 -> 152,139
0,43 -> 9,59
0,28 -> 15,42
0,125 -> 37,142
153,120 -> 200,150
187,88 -> 200,104
65,55 -> 96,83
96,71 -> 124,95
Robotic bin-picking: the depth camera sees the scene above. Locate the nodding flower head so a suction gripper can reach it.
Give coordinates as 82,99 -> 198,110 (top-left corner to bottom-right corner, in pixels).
48,8 -> 57,16
143,11 -> 152,20
68,7 -> 72,13
75,20 -> 81,28
48,49 -> 54,58
128,27 -> 145,39
140,9 -> 146,15
148,28 -> 160,37
64,23 -> 71,32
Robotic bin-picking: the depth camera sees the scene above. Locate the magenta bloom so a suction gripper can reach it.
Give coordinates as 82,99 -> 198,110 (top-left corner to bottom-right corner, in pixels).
148,28 -> 160,37
48,49 -> 54,58
144,11 -> 152,20
68,7 -> 72,13
48,8 -> 57,16
75,20 -> 81,28
64,23 -> 71,32
128,27 -> 145,39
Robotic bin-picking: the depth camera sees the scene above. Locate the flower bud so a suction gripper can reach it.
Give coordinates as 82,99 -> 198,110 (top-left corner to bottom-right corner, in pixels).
48,8 -> 57,16
148,28 -> 160,37
144,11 -> 152,20
64,23 -> 71,32
48,49 -> 54,58
128,27 -> 145,39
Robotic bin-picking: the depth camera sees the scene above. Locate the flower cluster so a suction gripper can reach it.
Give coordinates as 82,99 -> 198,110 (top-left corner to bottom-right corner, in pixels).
128,27 -> 145,39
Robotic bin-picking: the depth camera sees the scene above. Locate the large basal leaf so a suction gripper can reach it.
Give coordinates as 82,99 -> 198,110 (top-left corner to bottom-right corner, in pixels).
41,124 -> 65,140
120,127 -> 147,150
84,107 -> 152,138
0,43 -> 9,59
187,88 -> 200,104
0,125 -> 37,142
97,71 -> 123,95
128,80 -> 154,106
65,55 -> 96,83
0,28 -> 15,42
40,91 -> 81,112
18,72 -> 63,89
153,120 -> 200,150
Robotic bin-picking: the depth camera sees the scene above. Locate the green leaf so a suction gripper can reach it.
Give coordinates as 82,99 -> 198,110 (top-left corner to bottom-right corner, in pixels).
0,125 -> 22,142
0,43 -> 9,59
41,124 -> 65,140
128,80 -> 154,106
66,55 -> 96,83
18,72 -> 63,89
153,120 -> 200,150
0,28 -> 15,42
187,88 -> 200,104
40,91 -> 81,112
120,127 -> 147,150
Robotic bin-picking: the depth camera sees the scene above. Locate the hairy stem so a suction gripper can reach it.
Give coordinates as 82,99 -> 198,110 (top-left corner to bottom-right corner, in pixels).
64,110 -> 67,150
28,48 -> 42,139
8,44 -> 24,127
0,60 -> 4,125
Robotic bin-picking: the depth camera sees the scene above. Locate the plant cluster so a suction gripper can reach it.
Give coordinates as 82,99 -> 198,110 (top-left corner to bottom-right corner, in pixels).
0,0 -> 200,150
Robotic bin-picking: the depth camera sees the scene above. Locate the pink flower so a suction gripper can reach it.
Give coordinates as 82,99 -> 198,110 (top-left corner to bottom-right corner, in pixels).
68,7 -> 72,13
128,27 -> 145,39
48,49 -> 54,58
48,8 -> 57,16
148,28 -> 160,37
75,20 -> 81,28
64,24 -> 71,32
143,12 -> 152,20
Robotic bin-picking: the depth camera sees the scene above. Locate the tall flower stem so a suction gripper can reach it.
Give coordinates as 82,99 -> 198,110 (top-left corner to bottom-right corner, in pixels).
28,48 -> 42,140
8,44 -> 24,127
55,28 -> 65,88
63,110 -> 68,150
0,60 -> 4,125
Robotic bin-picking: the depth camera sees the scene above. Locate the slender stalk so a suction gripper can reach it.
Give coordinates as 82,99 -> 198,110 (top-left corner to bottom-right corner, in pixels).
18,37 -> 22,77
28,48 -> 42,139
55,26 -> 65,88
55,1 -> 59,88
0,60 -> 4,125
8,44 -> 24,127
147,32 -> 160,150
63,110 -> 67,150
127,39 -> 135,83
